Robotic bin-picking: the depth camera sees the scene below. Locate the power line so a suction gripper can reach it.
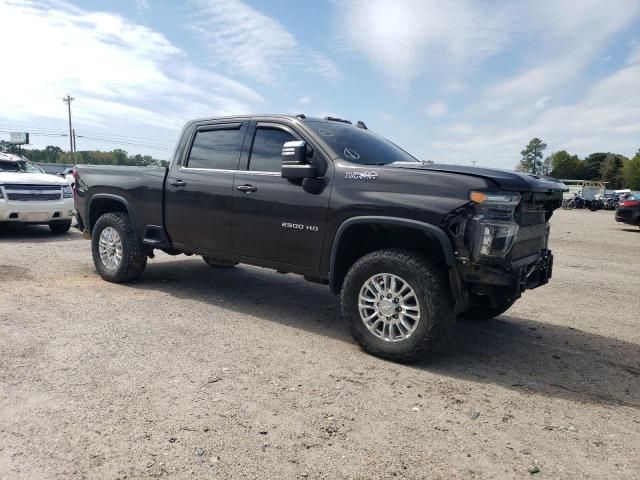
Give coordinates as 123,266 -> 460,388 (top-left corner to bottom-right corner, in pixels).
76,135 -> 173,150
0,124 -> 175,148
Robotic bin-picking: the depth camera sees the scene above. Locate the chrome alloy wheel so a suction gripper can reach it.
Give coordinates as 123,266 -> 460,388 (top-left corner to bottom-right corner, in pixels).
358,273 -> 421,342
98,227 -> 123,269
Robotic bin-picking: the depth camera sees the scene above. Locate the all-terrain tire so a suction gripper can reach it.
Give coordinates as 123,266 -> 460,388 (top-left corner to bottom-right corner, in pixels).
202,256 -> 238,268
340,249 -> 455,363
460,298 -> 515,321
91,212 -> 147,283
49,220 -> 72,234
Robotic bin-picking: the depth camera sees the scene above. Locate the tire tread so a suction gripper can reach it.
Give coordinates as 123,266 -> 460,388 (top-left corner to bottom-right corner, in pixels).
341,249 -> 455,363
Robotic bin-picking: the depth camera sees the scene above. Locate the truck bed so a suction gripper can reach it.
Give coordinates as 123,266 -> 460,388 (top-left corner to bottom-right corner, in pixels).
75,165 -> 167,238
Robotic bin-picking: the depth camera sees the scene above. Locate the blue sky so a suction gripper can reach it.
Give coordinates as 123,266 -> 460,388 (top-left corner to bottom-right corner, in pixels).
1,0 -> 639,168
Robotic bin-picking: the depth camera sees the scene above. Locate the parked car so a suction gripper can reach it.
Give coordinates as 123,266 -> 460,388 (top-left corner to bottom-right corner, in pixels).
74,114 -> 565,362
0,152 -> 74,233
615,195 -> 640,229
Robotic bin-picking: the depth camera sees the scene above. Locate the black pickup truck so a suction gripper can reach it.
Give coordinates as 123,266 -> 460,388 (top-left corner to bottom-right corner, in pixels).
75,114 -> 565,362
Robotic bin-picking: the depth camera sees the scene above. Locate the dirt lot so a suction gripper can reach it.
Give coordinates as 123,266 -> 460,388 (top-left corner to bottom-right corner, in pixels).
0,209 -> 639,479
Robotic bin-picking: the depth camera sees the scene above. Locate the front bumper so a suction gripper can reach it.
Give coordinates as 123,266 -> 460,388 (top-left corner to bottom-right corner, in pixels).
0,198 -> 75,224
458,249 -> 553,302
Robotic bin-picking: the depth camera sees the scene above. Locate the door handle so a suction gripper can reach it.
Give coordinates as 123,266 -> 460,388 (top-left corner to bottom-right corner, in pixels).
169,179 -> 186,187
236,184 -> 258,193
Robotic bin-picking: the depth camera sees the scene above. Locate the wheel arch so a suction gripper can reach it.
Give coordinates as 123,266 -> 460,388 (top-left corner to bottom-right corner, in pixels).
329,216 -> 456,295
88,194 -> 136,235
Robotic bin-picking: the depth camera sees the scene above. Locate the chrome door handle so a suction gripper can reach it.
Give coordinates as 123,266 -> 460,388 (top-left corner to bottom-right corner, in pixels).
236,184 -> 257,193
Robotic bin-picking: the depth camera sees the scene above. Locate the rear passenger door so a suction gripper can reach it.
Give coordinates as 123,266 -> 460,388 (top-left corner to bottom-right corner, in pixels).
165,122 -> 247,253
231,121 -> 331,270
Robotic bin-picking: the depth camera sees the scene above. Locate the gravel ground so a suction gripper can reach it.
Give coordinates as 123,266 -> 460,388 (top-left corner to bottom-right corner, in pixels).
0,209 -> 639,479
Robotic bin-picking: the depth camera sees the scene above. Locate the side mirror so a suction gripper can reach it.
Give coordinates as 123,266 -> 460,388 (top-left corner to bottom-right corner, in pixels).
281,140 -> 318,179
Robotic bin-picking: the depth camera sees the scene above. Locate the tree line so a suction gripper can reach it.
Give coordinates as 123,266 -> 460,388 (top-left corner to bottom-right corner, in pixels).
517,138 -> 640,190
0,142 -> 169,168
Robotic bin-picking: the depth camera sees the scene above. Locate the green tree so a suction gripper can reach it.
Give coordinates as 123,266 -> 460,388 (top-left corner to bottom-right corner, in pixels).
623,150 -> 640,190
112,149 -> 128,165
600,154 -> 628,189
582,152 -> 607,180
548,150 -> 583,179
518,138 -> 547,174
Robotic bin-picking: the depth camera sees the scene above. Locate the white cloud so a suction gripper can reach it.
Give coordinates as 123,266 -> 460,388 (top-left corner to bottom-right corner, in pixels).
426,63 -> 640,168
298,96 -> 311,105
189,0 -> 342,83
424,101 -> 447,118
534,96 -> 552,110
332,0 -> 510,88
484,0 -> 639,106
334,0 -> 640,94
0,0 -> 264,156
628,40 -> 640,66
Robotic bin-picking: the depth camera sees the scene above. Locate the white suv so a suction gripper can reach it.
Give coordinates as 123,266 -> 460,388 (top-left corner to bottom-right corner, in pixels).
0,152 -> 74,233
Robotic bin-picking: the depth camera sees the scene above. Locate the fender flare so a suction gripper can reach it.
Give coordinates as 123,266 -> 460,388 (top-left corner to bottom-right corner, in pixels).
329,216 -> 455,287
88,193 -> 136,234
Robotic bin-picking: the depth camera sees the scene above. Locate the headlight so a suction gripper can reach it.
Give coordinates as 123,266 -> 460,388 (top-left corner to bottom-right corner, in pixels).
466,191 -> 520,261
62,185 -> 73,198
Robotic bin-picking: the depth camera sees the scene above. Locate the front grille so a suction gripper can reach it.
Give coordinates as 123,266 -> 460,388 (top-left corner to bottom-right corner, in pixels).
512,224 -> 548,259
512,200 -> 549,259
6,193 -> 62,201
2,184 -> 62,201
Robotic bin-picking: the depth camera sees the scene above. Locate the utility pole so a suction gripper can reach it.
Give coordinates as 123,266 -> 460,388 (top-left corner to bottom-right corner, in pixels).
62,94 -> 75,157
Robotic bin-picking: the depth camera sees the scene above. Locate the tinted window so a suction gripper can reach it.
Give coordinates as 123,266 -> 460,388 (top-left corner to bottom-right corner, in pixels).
187,128 -> 242,170
306,120 -> 418,165
249,127 -> 296,172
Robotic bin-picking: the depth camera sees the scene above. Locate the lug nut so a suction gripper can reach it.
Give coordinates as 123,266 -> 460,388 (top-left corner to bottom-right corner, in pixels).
393,298 -> 399,303
396,307 -> 401,312
393,314 -> 398,319
387,294 -> 392,299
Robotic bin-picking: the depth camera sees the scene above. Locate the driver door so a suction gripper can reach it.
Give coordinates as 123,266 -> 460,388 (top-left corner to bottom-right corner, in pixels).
231,122 -> 331,269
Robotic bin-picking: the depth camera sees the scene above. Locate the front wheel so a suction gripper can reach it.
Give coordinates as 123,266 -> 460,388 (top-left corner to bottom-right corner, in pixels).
91,212 -> 147,283
340,249 -> 455,363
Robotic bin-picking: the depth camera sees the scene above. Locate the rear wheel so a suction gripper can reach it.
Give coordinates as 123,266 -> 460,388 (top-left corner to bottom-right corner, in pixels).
341,249 -> 455,363
49,220 -> 71,234
460,298 -> 515,321
91,212 -> 147,283
202,256 -> 238,268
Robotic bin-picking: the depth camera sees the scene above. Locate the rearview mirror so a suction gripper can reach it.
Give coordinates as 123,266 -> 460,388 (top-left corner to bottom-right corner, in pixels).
281,140 -> 318,179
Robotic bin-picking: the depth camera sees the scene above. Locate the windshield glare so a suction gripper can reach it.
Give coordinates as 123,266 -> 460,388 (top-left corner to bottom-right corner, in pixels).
306,121 -> 418,165
0,159 -> 44,173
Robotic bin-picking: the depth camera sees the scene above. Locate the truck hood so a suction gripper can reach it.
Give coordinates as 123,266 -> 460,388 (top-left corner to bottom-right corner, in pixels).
0,172 -> 68,186
390,163 -> 567,193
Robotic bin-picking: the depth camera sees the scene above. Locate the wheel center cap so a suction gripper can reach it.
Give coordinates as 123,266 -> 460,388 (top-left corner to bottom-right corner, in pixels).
378,299 -> 395,317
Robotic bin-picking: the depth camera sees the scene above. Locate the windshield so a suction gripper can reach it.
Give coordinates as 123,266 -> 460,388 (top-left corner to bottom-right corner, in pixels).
0,159 -> 45,173
306,121 -> 419,165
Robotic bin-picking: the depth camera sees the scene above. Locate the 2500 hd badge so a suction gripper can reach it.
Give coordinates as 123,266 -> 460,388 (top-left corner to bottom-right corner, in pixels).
282,221 -> 319,232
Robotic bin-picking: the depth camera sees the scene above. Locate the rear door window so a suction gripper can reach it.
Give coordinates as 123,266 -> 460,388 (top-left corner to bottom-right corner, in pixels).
186,125 -> 243,170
